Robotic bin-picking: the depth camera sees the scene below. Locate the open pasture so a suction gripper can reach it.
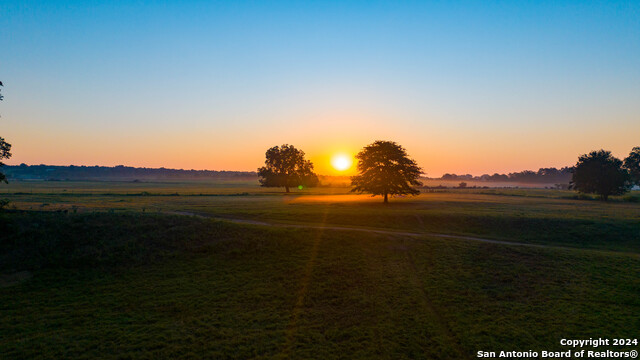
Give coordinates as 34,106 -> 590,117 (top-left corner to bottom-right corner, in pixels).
1,180 -> 639,359
3,180 -> 639,253
0,210 -> 638,359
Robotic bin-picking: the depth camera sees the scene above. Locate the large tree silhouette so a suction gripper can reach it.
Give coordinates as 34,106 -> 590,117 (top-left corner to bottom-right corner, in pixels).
0,137 -> 10,184
257,144 -> 319,193
624,147 -> 640,186
0,81 -> 10,184
571,149 -> 630,201
351,140 -> 422,203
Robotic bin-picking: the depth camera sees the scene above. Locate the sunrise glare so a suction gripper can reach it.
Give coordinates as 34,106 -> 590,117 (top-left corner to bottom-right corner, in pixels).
331,154 -> 353,172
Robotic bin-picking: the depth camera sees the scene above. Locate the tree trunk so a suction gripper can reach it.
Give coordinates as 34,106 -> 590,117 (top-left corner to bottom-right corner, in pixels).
384,193 -> 388,204
285,186 -> 290,193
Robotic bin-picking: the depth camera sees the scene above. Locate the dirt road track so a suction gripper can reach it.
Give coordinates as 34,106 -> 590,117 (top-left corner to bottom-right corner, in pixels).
169,211 -> 640,258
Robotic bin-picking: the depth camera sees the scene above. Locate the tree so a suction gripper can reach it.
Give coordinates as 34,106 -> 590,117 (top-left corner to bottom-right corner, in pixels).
624,147 -> 640,186
570,150 -> 630,201
257,144 -> 319,193
0,81 -> 10,184
351,140 -> 422,203
0,137 -> 10,183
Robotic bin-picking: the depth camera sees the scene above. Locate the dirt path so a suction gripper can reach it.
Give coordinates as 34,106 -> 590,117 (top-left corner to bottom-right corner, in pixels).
168,211 -> 639,258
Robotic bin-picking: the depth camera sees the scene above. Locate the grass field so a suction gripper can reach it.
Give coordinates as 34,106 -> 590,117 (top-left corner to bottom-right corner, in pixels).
1,180 -> 639,359
3,180 -> 639,252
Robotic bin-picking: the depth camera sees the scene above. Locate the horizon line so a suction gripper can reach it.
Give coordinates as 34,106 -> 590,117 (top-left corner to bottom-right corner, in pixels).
3,162 -> 576,179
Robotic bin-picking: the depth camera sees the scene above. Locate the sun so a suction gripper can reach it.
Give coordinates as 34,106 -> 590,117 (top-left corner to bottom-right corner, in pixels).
331,154 -> 353,171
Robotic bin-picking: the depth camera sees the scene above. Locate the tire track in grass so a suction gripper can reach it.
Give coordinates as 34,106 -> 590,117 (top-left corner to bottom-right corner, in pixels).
168,211 -> 640,259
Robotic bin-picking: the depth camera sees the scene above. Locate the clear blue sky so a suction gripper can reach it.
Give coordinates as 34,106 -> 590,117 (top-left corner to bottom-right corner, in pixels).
1,0 -> 639,175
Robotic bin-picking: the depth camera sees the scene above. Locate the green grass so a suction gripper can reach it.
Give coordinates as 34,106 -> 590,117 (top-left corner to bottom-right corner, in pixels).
1,181 -> 639,358
1,211 -> 638,359
4,180 -> 638,252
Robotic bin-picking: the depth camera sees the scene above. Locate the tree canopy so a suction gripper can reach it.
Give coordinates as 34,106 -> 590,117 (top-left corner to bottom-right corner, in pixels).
571,149 -> 630,200
624,147 -> 640,187
0,137 -> 11,183
257,144 -> 319,193
351,140 -> 422,203
0,81 -> 10,184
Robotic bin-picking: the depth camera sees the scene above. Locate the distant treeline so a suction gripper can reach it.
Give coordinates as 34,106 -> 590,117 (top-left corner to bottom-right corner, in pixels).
435,167 -> 573,184
4,164 -> 574,184
4,164 -> 257,181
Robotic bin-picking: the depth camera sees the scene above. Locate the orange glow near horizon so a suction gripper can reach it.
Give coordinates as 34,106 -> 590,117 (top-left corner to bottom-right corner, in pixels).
4,122 -> 640,178
307,145 -> 360,176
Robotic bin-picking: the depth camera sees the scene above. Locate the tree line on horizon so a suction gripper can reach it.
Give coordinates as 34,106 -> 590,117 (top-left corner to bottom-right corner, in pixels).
436,167 -> 573,184
1,163 -> 574,184
0,144 -> 638,203
2,164 -> 257,181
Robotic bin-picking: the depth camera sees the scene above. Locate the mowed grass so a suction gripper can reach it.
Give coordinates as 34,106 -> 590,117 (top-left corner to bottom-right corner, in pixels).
1,212 -> 639,359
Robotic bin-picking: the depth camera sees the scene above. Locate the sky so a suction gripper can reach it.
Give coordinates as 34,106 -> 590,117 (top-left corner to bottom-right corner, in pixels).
1,0 -> 639,176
